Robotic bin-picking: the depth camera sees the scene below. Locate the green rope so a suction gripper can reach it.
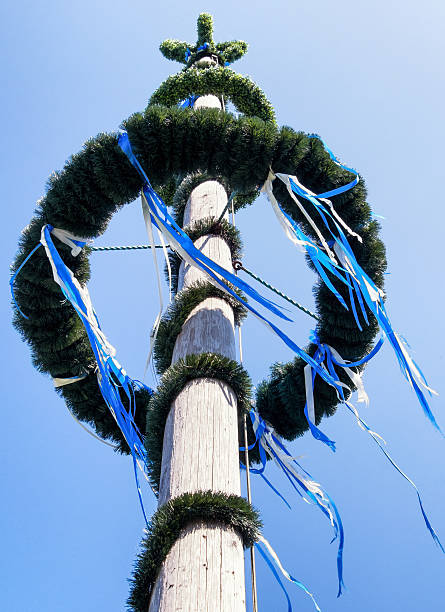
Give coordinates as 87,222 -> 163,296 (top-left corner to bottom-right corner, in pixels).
90,244 -> 168,251
237,263 -> 319,321
217,190 -> 238,223
90,243 -> 317,320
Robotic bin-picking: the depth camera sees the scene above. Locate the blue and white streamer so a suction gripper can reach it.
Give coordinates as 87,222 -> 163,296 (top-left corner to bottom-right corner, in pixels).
14,224 -> 154,522
263,136 -> 440,434
242,408 -> 345,597
304,331 -> 444,552
256,537 -> 322,612
303,334 -> 385,452
117,131 -> 351,397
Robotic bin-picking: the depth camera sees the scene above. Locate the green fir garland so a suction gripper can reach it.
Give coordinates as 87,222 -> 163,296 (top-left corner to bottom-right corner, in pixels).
145,353 -> 253,491
153,281 -> 247,375
12,44 -> 385,458
159,13 -> 248,68
128,490 -> 261,611
170,172 -> 257,224
149,67 -> 276,123
165,215 -> 243,293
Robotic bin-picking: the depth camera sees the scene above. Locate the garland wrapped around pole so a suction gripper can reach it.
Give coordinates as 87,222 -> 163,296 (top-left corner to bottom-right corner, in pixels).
128,491 -> 262,612
11,11 -> 443,612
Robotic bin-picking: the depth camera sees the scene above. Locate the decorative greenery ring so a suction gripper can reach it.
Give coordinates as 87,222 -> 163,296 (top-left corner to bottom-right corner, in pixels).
153,281 -> 247,375
159,13 -> 249,69
149,67 -> 276,124
165,216 -> 244,294
12,77 -> 385,456
128,490 -> 261,611
171,173 -> 257,224
145,352 -> 254,491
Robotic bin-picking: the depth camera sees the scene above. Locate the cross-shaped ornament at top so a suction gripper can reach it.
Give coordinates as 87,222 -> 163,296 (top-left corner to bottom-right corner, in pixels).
160,13 -> 248,68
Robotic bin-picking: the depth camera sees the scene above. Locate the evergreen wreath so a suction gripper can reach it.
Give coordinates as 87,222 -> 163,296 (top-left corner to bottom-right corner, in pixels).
145,352 -> 254,492
165,215 -> 243,294
128,490 -> 261,611
169,171 -> 257,224
153,281 -> 247,375
150,67 -> 275,123
160,13 -> 249,68
11,12 -> 385,461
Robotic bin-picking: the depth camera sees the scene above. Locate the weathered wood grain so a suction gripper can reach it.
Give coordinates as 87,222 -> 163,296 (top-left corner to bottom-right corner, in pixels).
150,96 -> 246,611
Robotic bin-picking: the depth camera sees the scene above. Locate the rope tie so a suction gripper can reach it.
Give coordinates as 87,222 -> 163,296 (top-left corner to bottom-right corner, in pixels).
233,260 -> 319,321
90,244 -> 168,251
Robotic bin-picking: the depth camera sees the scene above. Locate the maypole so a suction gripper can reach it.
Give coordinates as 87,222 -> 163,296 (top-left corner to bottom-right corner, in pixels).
148,18 -> 252,608
150,176 -> 246,609
11,10 -> 444,612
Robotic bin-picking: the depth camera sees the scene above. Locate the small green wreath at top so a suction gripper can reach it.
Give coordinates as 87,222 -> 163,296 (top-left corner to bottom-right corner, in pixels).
160,12 -> 248,68
152,13 -> 275,123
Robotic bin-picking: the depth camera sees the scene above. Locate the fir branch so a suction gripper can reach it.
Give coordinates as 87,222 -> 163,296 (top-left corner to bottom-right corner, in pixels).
145,353 -> 254,491
165,216 -> 244,293
128,490 -> 261,612
149,67 -> 276,123
154,281 -> 247,375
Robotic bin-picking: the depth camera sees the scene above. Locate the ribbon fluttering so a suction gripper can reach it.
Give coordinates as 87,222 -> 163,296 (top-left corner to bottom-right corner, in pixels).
242,408 -> 345,597
117,130 -> 351,397
263,134 -> 440,435
12,224 -> 153,523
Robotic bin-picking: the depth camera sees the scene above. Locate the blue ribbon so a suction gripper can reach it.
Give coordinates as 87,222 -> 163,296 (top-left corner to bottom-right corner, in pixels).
244,409 -> 345,596
180,95 -> 199,108
307,133 -> 360,197
10,242 -> 43,319
117,130 -> 350,396
16,225 -> 154,523
255,543 -> 294,612
285,143 -> 441,435
308,332 -> 444,552
256,542 -> 322,611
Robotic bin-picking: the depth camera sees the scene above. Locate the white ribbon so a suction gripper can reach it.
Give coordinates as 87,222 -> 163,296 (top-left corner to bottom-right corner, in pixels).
333,246 -> 437,400
305,344 -> 386,444
257,535 -> 322,611
159,227 -> 172,302
141,191 -> 165,374
40,226 -> 117,361
275,173 -> 338,261
304,364 -> 316,424
277,172 -> 362,243
51,227 -> 91,256
261,171 -> 312,253
333,242 -> 385,303
251,410 -> 335,525
53,375 -> 87,388
326,344 -> 369,406
65,403 -> 118,448
394,332 -> 438,397
41,225 -> 133,435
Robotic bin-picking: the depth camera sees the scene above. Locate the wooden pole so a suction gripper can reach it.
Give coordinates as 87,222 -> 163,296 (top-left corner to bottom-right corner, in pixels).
149,95 -> 246,612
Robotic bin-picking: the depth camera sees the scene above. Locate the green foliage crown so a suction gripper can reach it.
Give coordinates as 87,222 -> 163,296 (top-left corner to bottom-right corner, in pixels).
160,13 -> 248,67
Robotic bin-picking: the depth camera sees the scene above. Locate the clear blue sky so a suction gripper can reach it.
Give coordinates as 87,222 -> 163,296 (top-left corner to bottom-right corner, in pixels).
2,1 -> 445,610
